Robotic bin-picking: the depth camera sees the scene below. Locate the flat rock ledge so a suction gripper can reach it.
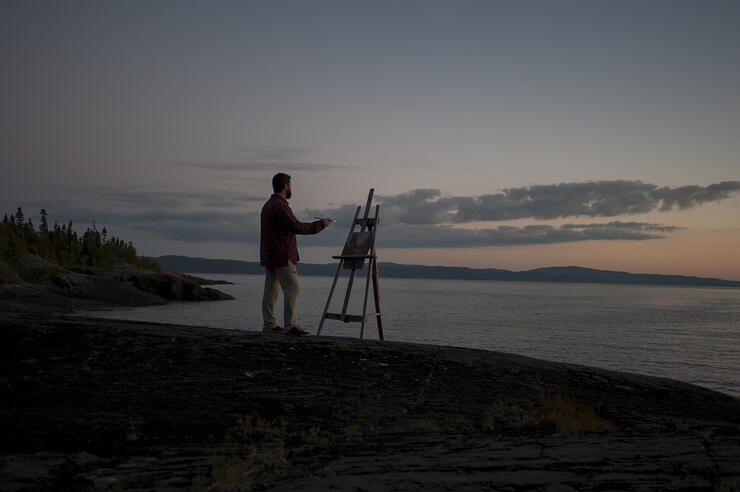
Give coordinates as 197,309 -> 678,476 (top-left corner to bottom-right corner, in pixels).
0,255 -> 233,312
1,312 -> 739,491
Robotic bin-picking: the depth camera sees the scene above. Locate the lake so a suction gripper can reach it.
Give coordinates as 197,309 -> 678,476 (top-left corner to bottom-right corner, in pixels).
80,273 -> 740,398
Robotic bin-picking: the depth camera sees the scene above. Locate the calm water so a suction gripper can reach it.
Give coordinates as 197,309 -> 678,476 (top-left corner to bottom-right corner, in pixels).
81,273 -> 740,398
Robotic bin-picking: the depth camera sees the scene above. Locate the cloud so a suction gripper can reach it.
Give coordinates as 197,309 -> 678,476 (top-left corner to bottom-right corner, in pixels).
311,180 -> 740,226
131,210 -> 261,243
454,180 -> 740,222
63,187 -> 265,211
651,181 -> 740,210
20,205 -> 262,243
5,187 -> 265,243
308,189 -> 455,227
305,203 -> 366,228
356,221 -> 680,248
378,189 -> 457,225
8,199 -> 681,249
179,160 -> 351,172
9,179 -> 718,251
177,145 -> 355,173
309,189 -> 457,227
236,145 -> 305,161
139,218 -> 679,247
137,217 -> 678,248
113,191 -> 264,208
397,162 -> 439,169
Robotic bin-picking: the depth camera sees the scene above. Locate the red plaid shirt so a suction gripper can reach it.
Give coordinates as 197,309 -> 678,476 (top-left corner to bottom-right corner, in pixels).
260,194 -> 326,267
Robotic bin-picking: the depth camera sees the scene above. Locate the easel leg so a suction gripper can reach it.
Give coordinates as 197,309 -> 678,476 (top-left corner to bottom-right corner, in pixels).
372,258 -> 384,340
317,260 -> 343,336
360,257 -> 373,340
340,269 -> 357,321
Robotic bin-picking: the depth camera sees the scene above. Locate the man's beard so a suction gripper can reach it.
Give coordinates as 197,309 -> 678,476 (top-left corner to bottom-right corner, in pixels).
286,189 -> 292,199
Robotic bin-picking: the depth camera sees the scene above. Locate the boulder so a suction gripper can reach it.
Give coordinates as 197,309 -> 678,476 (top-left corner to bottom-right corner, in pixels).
130,271 -> 234,301
0,283 -> 41,299
78,265 -> 233,302
51,274 -> 73,290
0,262 -> 22,284
13,254 -> 66,282
60,270 -> 167,306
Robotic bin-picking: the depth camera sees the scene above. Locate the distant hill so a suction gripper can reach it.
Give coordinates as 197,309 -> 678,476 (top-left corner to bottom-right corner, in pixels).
157,255 -> 740,288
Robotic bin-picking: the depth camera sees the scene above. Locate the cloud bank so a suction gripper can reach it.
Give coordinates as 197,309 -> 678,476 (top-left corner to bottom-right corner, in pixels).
370,221 -> 681,249
12,200 -> 681,249
311,180 -> 740,227
9,180 -> 735,250
453,180 -> 740,222
180,161 -> 350,173
177,145 -> 354,173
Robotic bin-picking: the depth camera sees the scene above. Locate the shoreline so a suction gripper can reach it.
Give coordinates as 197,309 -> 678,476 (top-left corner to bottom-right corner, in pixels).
76,305 -> 740,401
188,270 -> 740,293
2,300 -> 740,490
62,280 -> 740,401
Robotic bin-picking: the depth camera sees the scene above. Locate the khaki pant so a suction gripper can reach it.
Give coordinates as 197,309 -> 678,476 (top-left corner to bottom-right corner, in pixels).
262,262 -> 300,329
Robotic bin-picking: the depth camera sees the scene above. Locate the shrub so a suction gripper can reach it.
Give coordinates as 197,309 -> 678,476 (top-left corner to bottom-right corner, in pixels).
543,394 -> 614,434
481,393 -> 614,434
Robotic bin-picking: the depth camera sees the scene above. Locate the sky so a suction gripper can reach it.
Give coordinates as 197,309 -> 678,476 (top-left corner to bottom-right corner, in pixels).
2,0 -> 739,279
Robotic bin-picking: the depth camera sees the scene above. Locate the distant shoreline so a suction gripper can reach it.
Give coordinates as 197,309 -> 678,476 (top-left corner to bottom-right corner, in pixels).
158,255 -> 740,288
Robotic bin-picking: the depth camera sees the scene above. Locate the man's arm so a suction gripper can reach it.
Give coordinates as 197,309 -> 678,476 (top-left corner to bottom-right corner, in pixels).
275,204 -> 328,235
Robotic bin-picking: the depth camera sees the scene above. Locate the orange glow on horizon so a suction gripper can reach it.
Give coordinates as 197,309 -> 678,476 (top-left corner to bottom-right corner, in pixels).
369,229 -> 740,281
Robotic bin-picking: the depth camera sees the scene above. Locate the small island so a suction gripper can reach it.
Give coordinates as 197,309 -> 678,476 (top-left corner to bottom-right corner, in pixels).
1,210 -> 739,490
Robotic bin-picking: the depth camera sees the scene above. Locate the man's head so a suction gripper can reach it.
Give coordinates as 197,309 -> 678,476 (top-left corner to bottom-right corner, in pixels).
272,172 -> 292,199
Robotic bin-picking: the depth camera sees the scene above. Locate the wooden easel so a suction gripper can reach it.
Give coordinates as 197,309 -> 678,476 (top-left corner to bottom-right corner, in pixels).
317,189 -> 384,340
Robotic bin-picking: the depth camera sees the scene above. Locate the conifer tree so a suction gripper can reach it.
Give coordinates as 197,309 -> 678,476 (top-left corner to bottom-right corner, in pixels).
39,209 -> 49,240
15,207 -> 24,231
66,221 -> 74,248
2,207 -> 159,271
24,218 -> 36,243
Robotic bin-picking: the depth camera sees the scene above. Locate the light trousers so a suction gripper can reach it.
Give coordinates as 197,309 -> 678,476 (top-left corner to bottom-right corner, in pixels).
262,262 -> 300,329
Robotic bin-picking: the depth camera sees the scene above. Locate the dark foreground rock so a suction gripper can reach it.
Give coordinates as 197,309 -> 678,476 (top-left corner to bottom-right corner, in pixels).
1,312 -> 739,491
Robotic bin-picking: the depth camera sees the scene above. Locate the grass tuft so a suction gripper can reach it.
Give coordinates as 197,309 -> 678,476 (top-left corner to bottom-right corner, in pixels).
543,394 -> 614,434
231,415 -> 287,442
480,393 -> 614,435
386,417 -> 440,434
196,444 -> 292,491
482,400 -> 540,432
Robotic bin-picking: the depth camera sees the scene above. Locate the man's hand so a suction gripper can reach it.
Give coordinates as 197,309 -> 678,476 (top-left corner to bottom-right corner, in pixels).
314,216 -> 333,228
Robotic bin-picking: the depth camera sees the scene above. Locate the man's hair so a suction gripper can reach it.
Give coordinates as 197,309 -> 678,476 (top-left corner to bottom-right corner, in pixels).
272,173 -> 291,194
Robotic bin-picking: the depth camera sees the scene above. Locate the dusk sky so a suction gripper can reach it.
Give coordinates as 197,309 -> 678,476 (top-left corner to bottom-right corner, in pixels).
3,1 -> 739,279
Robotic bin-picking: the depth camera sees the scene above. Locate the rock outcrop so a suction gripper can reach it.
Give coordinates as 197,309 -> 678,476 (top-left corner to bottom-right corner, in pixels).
0,262 -> 22,284
0,254 -> 233,306
1,314 -> 739,490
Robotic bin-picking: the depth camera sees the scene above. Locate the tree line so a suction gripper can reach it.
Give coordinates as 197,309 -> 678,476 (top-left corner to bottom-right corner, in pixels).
1,207 -> 160,271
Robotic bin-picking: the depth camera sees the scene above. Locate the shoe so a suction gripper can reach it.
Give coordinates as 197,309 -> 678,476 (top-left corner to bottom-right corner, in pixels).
284,326 -> 311,337
262,325 -> 283,334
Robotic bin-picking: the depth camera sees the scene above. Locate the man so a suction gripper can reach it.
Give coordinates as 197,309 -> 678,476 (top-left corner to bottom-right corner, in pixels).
260,173 -> 331,336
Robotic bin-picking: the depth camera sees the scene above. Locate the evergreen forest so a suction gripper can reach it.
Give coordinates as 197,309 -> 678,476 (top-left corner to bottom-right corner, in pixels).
1,207 -> 160,271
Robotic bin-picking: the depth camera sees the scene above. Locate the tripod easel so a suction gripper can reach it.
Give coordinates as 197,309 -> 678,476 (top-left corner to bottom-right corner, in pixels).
317,189 -> 384,340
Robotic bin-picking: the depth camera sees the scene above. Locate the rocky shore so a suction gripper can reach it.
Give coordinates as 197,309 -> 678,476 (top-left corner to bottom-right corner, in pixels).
0,254 -> 233,314
2,306 -> 740,490
1,260 -> 739,490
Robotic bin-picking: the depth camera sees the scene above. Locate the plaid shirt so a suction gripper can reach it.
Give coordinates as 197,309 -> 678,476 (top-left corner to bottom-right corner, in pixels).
260,194 -> 326,267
